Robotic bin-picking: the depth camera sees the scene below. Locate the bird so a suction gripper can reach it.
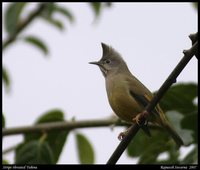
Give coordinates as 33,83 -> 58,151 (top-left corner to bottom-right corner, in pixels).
89,42 -> 184,147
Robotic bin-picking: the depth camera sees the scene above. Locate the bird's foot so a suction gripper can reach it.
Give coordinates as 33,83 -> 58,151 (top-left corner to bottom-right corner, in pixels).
132,111 -> 149,126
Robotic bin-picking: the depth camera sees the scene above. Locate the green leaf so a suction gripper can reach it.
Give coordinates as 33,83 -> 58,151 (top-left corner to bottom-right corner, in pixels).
24,109 -> 68,163
35,109 -> 64,123
181,112 -> 198,143
76,133 -> 95,164
127,129 -> 170,163
181,112 -> 198,131
166,111 -> 193,145
127,130 -> 150,157
159,83 -> 198,114
89,3 -> 112,18
192,3 -> 198,11
90,3 -> 102,17
40,3 -> 55,18
2,114 -> 5,128
15,140 -> 54,164
2,159 -> 9,164
40,4 -> 73,30
127,123 -> 182,164
54,5 -> 74,22
2,67 -> 10,91
139,141 -> 179,164
24,36 -> 49,55
158,83 -> 197,145
44,18 -> 64,30
5,3 -> 26,35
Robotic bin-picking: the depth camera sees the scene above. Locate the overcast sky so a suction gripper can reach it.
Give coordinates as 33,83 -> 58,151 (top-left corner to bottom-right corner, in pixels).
2,3 -> 197,164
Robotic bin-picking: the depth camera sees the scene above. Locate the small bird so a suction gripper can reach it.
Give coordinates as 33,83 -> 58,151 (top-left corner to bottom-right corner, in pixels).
89,43 -> 184,147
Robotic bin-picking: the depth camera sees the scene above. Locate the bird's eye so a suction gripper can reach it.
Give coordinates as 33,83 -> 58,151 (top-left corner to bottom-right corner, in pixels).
105,59 -> 111,64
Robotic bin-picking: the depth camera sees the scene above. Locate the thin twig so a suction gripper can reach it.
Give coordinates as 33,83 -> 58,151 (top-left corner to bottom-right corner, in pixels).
2,117 -> 160,137
2,118 -> 128,136
2,120 -> 161,155
106,37 -> 198,164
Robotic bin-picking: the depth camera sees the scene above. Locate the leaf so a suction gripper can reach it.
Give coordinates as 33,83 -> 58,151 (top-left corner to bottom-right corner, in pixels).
159,83 -> 198,114
192,3 -> 198,11
181,112 -> 198,131
24,109 -> 68,163
166,111 -> 193,145
2,114 -> 5,128
35,109 -> 64,123
54,5 -> 74,22
2,159 -> 9,164
44,18 -> 64,30
127,129 -> 171,163
90,3 -> 102,17
139,141 -> 179,164
40,4 -> 73,30
89,3 -> 112,18
5,3 -> 26,35
127,122 -> 183,164
15,140 -> 54,164
181,112 -> 198,143
2,67 -> 10,91
127,130 -> 150,157
158,83 -> 197,145
24,36 -> 49,55
76,133 -> 95,164
40,3 -> 55,18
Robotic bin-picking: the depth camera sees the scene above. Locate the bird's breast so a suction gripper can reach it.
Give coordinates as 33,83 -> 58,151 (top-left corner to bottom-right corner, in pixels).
105,76 -> 143,122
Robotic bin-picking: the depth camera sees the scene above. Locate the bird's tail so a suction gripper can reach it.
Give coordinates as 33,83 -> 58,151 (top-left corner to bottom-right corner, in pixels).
155,105 -> 184,147
162,121 -> 184,147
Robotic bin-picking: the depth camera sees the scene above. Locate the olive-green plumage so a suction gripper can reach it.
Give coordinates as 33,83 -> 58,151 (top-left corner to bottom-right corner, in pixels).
89,43 -> 184,146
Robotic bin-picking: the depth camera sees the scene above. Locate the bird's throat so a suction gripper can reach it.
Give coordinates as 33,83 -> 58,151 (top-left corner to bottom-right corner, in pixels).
99,66 -> 108,77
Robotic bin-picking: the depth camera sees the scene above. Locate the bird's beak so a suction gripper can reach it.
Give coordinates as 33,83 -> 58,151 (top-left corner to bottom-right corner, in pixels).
89,61 -> 101,66
89,60 -> 107,77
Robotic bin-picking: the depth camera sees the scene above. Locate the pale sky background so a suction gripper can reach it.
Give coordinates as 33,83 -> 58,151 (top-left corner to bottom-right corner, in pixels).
2,3 -> 198,164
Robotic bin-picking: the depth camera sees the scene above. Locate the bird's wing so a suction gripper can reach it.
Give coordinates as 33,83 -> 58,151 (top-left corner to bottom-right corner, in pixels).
129,90 -> 150,108
126,75 -> 161,117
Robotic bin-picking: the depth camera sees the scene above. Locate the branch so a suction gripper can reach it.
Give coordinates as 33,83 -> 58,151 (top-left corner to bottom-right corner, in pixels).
2,119 -> 161,156
3,3 -> 47,50
2,118 -> 130,136
189,32 -> 198,59
106,34 -> 198,164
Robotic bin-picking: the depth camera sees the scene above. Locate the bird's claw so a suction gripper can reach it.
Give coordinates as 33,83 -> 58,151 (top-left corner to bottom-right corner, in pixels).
118,111 -> 149,140
132,111 -> 149,126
